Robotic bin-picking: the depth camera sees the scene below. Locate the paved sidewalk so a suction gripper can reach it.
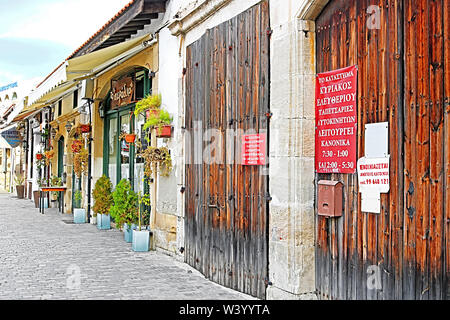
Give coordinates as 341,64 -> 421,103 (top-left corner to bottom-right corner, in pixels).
0,193 -> 253,300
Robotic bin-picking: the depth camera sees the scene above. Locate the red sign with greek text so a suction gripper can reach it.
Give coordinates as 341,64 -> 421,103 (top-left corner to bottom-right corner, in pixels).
242,134 -> 266,166
315,65 -> 358,173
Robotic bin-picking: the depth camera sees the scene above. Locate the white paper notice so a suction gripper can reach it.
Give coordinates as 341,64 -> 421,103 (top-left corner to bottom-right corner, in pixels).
357,156 -> 390,213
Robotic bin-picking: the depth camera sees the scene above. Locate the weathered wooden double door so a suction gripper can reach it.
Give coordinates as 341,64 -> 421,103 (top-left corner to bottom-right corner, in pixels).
315,0 -> 449,299
184,2 -> 270,299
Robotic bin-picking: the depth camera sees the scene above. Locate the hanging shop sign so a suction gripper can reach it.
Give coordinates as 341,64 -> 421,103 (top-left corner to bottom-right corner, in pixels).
1,127 -> 21,148
242,133 -> 266,166
110,76 -> 135,110
315,65 -> 358,174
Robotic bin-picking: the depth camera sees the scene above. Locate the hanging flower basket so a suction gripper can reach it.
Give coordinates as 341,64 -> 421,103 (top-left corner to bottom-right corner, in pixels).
80,124 -> 91,133
156,125 -> 172,138
71,140 -> 83,153
124,134 -> 137,144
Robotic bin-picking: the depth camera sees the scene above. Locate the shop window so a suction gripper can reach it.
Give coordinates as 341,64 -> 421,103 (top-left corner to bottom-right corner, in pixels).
58,100 -> 62,116
73,90 -> 78,109
135,70 -> 146,100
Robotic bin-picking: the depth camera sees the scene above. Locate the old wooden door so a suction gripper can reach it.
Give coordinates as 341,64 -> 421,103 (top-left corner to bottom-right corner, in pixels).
315,0 -> 449,300
185,1 -> 270,299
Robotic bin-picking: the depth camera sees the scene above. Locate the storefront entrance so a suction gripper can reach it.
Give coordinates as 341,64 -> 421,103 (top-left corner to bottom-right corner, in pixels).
102,68 -> 150,192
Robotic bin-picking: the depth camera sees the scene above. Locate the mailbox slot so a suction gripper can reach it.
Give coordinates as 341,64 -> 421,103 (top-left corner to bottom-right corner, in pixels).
318,180 -> 343,218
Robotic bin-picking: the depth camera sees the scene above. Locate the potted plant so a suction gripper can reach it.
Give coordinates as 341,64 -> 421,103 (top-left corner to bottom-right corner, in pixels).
134,93 -> 173,138
132,192 -> 151,252
110,179 -> 138,242
14,174 -> 25,199
134,93 -> 162,117
50,176 -> 62,203
143,109 -> 173,138
73,190 -> 86,224
92,175 -> 114,229
140,146 -> 173,178
36,153 -> 44,161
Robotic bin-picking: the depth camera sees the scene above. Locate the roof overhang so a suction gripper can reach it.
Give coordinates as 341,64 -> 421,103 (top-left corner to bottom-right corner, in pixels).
69,0 -> 166,58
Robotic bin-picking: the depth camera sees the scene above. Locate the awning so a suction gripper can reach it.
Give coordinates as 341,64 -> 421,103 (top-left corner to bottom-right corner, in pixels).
28,61 -> 68,105
66,34 -> 151,81
21,81 -> 79,113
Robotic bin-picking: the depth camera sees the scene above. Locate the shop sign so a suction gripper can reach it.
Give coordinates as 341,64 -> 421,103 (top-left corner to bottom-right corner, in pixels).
1,127 -> 21,148
242,133 -> 266,166
357,156 -> 390,213
315,65 -> 358,174
110,77 -> 135,109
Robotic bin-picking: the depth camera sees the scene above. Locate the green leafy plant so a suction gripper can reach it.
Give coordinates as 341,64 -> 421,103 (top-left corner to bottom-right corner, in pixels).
92,175 -> 114,218
74,190 -> 83,209
143,109 -> 173,132
110,179 -> 138,229
14,174 -> 25,186
50,176 -> 62,197
134,93 -> 162,116
136,192 -> 151,231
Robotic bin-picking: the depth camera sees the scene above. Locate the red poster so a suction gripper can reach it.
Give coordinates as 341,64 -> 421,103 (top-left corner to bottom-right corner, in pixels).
242,133 -> 266,166
315,65 -> 358,173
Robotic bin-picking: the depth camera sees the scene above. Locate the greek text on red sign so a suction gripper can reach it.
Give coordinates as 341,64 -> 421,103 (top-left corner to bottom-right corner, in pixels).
315,65 -> 358,174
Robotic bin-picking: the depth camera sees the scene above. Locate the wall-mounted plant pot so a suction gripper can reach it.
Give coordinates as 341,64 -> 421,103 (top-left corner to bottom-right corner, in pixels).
132,229 -> 150,252
124,223 -> 138,243
97,214 -> 111,230
74,208 -> 86,224
16,185 -> 25,199
80,124 -> 91,133
124,134 -> 136,144
156,125 -> 172,138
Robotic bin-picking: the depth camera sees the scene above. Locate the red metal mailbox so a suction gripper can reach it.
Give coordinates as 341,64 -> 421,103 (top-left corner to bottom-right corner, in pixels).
318,180 -> 343,218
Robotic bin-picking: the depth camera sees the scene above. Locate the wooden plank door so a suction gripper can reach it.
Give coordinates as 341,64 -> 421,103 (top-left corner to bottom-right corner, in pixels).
315,0 -> 449,300
185,1 -> 270,299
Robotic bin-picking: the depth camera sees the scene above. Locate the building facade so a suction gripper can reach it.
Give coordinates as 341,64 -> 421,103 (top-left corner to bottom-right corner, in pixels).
8,0 -> 449,300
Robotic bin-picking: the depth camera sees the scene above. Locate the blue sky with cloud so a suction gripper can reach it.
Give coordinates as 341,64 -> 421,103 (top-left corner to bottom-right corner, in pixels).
0,0 -> 131,86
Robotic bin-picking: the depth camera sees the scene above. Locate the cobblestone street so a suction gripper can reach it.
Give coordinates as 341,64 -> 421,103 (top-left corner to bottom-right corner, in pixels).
0,192 -> 252,300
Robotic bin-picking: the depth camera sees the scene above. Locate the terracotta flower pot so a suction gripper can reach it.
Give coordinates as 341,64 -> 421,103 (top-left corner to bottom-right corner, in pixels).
16,185 -> 25,199
157,125 -> 172,138
124,134 -> 136,143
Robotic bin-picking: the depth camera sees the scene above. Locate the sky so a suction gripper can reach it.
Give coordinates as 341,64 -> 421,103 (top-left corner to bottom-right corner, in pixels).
0,0 -> 132,87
